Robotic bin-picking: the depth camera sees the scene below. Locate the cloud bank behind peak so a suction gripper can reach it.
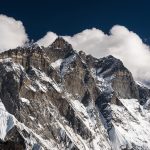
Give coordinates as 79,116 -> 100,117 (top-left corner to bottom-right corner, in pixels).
37,25 -> 150,82
0,14 -> 28,51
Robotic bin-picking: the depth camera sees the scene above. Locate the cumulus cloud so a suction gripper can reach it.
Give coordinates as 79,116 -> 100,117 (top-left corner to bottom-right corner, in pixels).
37,25 -> 150,82
0,14 -> 28,51
37,32 -> 58,47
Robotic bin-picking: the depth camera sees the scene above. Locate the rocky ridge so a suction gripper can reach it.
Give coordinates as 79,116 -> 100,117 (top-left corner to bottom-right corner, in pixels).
0,37 -> 150,150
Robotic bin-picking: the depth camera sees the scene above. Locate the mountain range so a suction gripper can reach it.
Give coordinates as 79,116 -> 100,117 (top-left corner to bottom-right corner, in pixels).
0,37 -> 150,150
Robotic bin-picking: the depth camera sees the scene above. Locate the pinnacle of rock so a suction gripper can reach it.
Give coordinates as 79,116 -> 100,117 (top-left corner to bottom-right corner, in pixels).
50,37 -> 72,49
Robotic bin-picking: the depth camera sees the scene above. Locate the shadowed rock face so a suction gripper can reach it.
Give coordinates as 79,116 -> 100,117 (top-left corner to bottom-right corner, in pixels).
137,84 -> 150,105
0,38 -> 149,150
45,37 -> 74,63
82,55 -> 139,99
98,55 -> 139,99
0,127 -> 26,150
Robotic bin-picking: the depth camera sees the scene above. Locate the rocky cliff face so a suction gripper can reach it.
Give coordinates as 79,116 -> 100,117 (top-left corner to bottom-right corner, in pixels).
0,37 -> 150,150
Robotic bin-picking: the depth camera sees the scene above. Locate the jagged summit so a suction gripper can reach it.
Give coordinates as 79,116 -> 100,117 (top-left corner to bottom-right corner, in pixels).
0,37 -> 72,58
50,37 -> 72,50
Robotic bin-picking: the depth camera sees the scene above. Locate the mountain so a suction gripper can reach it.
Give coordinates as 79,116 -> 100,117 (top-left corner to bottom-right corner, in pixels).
0,37 -> 150,150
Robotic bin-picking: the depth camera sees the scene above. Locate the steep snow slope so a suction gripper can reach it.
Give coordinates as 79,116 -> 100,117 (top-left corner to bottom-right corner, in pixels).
112,98 -> 150,150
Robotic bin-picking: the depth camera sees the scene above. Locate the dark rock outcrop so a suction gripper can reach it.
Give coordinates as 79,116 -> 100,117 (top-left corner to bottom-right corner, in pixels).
137,83 -> 150,105
1,127 -> 26,150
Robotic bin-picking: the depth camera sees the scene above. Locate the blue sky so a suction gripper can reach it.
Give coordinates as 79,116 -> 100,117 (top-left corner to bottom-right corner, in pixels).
1,0 -> 150,42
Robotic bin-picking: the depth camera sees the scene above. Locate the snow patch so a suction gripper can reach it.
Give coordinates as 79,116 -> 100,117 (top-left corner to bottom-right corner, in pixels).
29,116 -> 35,121
35,80 -> 48,93
51,59 -> 63,69
20,97 -> 30,105
60,54 -> 76,77
28,85 -> 37,92
31,67 -> 62,93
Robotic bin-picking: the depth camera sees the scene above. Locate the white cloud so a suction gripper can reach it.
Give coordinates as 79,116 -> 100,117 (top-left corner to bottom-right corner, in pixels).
37,25 -> 150,82
0,14 -> 28,51
37,32 -> 58,47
